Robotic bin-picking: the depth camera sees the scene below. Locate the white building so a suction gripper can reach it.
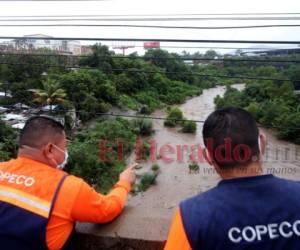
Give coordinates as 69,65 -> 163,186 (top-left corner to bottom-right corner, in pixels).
1,34 -> 81,55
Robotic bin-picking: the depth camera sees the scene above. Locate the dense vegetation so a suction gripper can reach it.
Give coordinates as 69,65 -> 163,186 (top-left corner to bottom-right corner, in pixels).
215,65 -> 300,144
66,117 -> 153,193
0,120 -> 17,161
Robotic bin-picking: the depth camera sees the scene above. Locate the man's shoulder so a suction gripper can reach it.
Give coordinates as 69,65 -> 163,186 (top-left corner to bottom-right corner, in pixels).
180,185 -> 220,209
55,175 -> 87,208
0,158 -> 15,167
272,176 -> 300,190
180,176 -> 300,210
63,174 -> 85,190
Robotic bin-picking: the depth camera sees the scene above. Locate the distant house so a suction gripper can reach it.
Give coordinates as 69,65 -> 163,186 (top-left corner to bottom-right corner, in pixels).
242,47 -> 300,56
39,105 -> 58,112
21,34 -> 81,55
81,45 -> 93,55
13,103 -> 30,110
12,122 -> 26,129
0,91 -> 12,98
0,107 -> 8,113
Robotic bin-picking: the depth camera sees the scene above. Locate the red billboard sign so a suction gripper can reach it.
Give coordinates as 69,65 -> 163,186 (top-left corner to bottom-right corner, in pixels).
143,41 -> 160,49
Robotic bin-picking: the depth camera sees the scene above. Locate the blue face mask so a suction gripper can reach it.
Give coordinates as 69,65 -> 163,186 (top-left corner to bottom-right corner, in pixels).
52,144 -> 69,170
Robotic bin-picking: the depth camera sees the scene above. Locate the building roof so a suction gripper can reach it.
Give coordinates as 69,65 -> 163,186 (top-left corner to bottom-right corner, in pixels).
12,122 -> 25,129
23,34 -> 53,38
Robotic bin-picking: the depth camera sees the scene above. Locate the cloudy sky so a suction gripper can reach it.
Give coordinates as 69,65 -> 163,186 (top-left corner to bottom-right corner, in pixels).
0,0 -> 300,54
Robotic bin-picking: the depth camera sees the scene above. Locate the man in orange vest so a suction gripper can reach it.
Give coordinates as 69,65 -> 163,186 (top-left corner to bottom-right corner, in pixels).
0,116 -> 137,250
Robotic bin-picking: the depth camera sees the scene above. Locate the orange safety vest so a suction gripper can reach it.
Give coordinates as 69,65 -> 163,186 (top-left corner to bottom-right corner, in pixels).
0,157 -> 68,250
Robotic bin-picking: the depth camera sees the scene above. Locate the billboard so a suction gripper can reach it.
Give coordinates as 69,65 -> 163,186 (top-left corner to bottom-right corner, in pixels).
144,41 -> 160,49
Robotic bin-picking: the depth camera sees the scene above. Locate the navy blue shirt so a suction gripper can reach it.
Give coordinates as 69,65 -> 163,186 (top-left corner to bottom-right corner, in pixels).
180,174 -> 300,250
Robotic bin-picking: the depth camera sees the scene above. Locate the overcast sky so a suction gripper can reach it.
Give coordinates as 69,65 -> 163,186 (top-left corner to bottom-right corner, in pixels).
0,0 -> 300,54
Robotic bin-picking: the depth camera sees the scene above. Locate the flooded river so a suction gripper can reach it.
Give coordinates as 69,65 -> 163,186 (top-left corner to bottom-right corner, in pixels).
89,84 -> 300,242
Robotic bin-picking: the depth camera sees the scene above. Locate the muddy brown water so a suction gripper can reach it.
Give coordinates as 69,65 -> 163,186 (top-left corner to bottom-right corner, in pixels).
77,84 -> 300,244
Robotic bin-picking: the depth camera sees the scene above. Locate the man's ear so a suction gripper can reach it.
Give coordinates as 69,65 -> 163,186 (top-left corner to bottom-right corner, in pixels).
203,148 -> 213,166
259,132 -> 267,156
43,143 -> 55,159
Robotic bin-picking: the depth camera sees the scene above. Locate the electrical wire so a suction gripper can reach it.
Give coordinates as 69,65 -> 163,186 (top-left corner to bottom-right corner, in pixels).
2,107 -> 300,130
1,13 -> 300,18
1,36 -> 300,44
2,24 -> 300,29
114,45 -> 300,50
1,43 -> 296,50
3,17 -> 300,22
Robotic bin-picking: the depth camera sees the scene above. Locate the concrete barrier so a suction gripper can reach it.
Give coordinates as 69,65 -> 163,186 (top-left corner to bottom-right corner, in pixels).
75,204 -> 171,250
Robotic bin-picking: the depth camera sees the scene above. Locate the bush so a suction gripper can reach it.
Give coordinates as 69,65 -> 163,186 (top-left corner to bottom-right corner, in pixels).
141,140 -> 150,160
181,120 -> 197,133
245,102 -> 260,120
140,105 -> 151,114
277,112 -> 300,143
98,102 -> 112,113
258,100 -> 290,127
151,163 -> 160,172
134,91 -> 162,112
188,161 -> 200,173
164,118 -> 176,127
139,173 -> 158,192
164,107 -> 183,127
131,118 -> 153,136
214,87 -> 244,109
118,94 -> 139,110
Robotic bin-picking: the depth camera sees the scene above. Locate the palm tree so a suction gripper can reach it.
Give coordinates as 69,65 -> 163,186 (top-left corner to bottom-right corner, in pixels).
32,79 -> 67,112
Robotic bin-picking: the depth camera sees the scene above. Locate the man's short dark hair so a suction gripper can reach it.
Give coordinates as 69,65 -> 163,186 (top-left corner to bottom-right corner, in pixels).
202,107 -> 259,169
19,116 -> 65,148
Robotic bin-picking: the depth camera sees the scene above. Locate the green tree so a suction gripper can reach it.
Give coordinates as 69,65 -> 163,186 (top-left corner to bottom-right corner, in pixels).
0,119 -> 17,161
204,50 -> 219,59
79,43 -> 114,73
32,79 -> 67,111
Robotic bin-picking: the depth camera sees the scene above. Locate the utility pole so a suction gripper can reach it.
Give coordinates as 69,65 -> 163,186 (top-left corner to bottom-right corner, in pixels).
112,42 -> 135,56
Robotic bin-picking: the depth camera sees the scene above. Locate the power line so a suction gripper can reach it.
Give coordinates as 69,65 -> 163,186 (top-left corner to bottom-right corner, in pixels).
60,111 -> 300,130
2,44 -> 296,50
0,62 -> 298,82
136,45 -> 299,50
3,107 -> 300,130
4,0 -> 110,1
2,52 -> 300,63
1,13 -> 300,18
2,17 -> 300,22
2,24 -> 300,29
1,36 -> 300,44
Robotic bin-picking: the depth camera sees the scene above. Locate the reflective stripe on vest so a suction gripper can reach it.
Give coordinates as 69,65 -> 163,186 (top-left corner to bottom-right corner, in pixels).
0,184 -> 50,218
